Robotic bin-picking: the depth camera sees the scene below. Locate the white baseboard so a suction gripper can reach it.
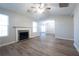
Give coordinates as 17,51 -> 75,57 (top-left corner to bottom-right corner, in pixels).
0,41 -> 17,47
74,43 -> 79,53
55,36 -> 73,40
30,35 -> 40,38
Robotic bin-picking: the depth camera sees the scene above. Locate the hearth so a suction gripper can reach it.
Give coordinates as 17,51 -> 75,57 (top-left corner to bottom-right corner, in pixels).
18,30 -> 29,41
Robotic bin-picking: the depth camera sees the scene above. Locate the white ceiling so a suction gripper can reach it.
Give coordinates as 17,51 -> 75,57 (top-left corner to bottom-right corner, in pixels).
0,3 -> 76,17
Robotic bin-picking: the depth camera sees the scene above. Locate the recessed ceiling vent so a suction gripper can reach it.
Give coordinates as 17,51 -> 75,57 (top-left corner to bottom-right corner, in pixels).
59,3 -> 69,7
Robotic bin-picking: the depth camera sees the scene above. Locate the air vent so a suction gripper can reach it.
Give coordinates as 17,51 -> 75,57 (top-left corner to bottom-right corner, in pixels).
59,3 -> 69,7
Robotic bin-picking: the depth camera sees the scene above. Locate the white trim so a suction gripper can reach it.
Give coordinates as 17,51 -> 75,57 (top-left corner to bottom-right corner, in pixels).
15,27 -> 32,42
0,41 -> 17,47
74,43 -> 79,52
55,36 -> 73,40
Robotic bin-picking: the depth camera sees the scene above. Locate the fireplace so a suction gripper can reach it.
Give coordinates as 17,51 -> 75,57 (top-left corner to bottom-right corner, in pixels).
18,30 -> 29,41
15,27 -> 32,42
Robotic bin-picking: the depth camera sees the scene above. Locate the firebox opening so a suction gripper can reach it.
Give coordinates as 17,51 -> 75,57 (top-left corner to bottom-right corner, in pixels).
18,30 -> 29,41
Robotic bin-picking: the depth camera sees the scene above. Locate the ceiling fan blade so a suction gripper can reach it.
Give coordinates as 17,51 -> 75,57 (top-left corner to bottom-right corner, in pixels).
27,10 -> 31,12
46,7 -> 51,10
31,6 -> 35,8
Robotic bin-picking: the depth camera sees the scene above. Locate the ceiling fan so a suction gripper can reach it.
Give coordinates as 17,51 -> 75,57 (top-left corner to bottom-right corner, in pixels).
27,3 -> 51,13
30,3 -> 52,10
27,3 -> 69,14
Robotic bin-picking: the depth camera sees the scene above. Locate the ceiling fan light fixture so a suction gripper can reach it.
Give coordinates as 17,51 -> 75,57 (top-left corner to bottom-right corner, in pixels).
35,3 -> 45,14
37,8 -> 45,14
30,3 -> 50,14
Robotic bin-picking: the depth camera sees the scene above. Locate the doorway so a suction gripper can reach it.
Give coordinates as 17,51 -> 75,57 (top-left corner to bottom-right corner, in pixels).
40,20 -> 55,35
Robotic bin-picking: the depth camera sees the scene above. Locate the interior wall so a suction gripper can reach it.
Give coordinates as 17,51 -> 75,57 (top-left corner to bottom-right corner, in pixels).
74,4 -> 79,52
55,16 -> 74,40
0,8 -> 39,47
38,16 -> 74,40
39,20 -> 55,34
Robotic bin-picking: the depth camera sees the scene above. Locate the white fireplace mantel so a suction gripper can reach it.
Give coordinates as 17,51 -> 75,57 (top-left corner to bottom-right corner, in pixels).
15,27 -> 32,42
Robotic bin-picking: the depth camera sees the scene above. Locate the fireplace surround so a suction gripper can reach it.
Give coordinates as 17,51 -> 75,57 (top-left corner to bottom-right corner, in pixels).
15,27 -> 32,42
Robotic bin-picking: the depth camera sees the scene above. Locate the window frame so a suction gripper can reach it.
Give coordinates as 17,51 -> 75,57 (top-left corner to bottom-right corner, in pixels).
33,21 -> 37,33
0,14 -> 9,37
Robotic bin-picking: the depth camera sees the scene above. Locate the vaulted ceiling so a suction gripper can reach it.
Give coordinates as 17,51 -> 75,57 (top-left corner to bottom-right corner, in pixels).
0,3 -> 76,17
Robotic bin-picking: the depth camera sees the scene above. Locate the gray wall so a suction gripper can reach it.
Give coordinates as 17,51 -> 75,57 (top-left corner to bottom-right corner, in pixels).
74,4 -> 79,52
0,8 -> 39,46
38,16 -> 74,40
55,16 -> 74,40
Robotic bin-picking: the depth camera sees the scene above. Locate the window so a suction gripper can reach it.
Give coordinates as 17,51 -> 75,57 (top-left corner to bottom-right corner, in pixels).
41,24 -> 46,32
33,21 -> 37,32
0,14 -> 9,37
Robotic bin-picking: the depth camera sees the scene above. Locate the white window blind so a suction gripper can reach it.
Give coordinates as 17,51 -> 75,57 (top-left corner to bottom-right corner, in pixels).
33,22 -> 37,32
0,14 -> 9,37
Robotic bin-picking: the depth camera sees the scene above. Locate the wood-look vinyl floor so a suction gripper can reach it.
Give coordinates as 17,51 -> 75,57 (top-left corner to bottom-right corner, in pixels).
0,34 -> 79,56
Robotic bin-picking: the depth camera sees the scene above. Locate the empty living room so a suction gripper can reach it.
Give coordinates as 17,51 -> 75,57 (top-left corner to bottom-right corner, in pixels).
0,2 -> 79,56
